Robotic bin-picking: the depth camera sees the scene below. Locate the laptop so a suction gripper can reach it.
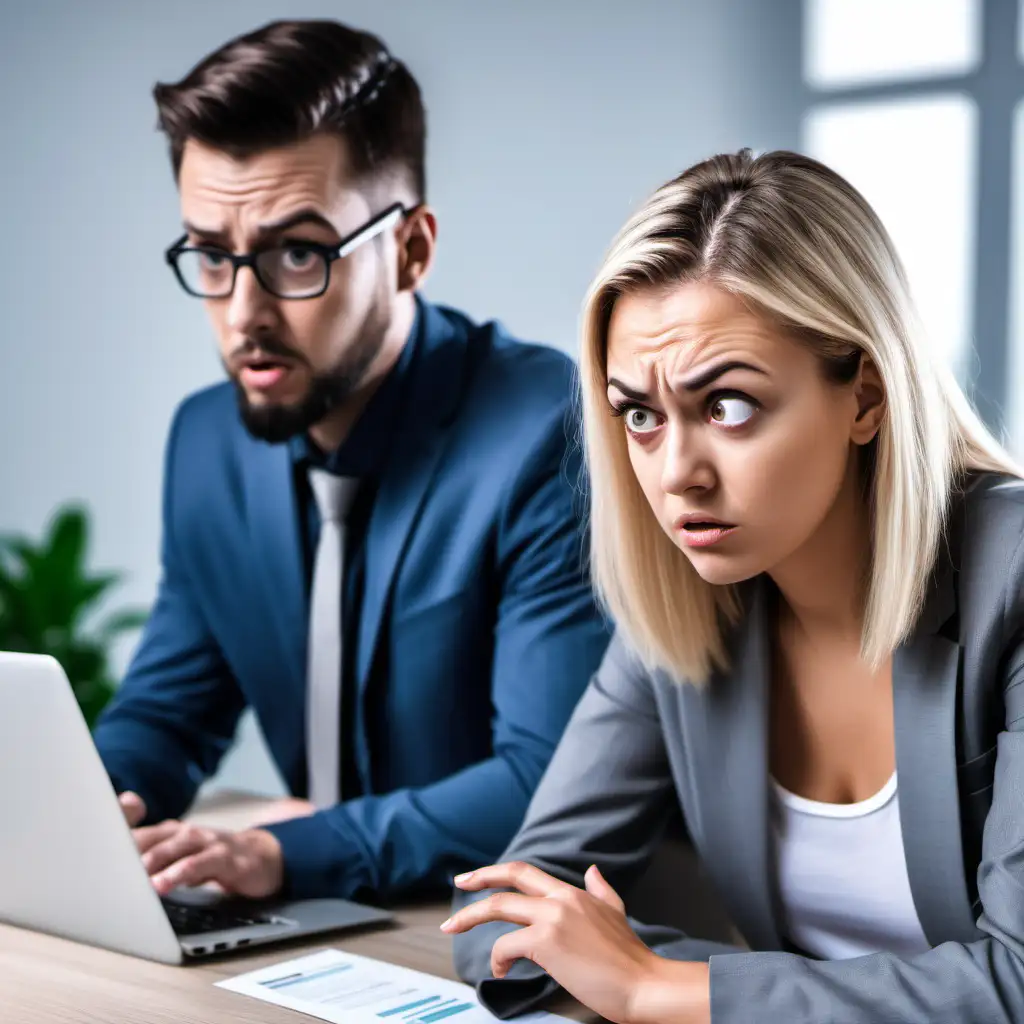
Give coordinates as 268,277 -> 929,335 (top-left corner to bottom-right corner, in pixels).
0,651 -> 392,963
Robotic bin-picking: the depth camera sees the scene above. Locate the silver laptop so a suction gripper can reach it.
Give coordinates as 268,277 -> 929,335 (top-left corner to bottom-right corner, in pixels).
0,652 -> 392,963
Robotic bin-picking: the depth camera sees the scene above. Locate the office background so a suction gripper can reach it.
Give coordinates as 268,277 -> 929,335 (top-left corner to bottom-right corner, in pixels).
0,0 -> 1018,794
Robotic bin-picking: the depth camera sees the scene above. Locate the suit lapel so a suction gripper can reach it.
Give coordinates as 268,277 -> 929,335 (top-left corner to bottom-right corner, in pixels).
893,528 -> 980,944
356,303 -> 469,696
243,438 -> 308,794
696,581 -> 784,951
244,439 -> 307,685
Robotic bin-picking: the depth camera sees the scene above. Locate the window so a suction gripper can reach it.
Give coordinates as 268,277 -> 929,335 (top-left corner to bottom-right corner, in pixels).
805,0 -> 980,89
802,0 -> 1024,446
804,95 -> 976,377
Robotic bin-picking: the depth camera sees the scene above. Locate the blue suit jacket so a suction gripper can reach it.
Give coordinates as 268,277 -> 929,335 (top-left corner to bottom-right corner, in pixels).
94,301 -> 610,900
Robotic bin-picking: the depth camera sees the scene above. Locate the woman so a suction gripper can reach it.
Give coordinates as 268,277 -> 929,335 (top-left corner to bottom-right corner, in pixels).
442,149 -> 1024,1023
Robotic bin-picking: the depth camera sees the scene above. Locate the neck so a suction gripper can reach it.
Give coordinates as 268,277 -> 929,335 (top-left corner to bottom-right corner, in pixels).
768,454 -> 871,642
307,293 -> 416,452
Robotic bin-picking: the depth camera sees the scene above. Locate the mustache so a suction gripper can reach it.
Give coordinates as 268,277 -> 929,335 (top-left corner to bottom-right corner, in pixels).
226,336 -> 307,373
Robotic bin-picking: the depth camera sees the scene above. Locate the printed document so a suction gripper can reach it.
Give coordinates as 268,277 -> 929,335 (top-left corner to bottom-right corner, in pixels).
216,947 -> 569,1024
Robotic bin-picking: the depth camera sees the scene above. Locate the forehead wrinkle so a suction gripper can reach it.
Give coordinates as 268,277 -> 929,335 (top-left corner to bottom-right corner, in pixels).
630,334 -> 729,395
188,163 -> 334,204
180,137 -> 356,225
608,283 -> 773,387
184,181 -> 369,244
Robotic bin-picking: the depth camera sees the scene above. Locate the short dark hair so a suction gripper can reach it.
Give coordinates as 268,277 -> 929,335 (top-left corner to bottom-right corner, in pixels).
153,20 -> 426,200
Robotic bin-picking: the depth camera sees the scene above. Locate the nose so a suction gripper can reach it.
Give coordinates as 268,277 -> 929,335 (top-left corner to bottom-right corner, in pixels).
660,421 -> 716,496
225,265 -> 277,335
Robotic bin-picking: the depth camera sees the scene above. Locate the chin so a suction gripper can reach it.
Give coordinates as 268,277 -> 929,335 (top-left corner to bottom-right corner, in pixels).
241,385 -> 306,408
681,551 -> 764,587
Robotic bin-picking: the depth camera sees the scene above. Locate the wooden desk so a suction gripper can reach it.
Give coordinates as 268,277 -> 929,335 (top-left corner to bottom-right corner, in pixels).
0,792 -> 594,1024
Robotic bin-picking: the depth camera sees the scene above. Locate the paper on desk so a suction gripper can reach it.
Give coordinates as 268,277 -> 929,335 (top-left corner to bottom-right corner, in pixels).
216,948 -> 568,1024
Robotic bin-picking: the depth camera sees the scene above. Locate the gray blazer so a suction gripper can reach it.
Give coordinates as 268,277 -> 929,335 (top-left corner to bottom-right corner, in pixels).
452,472 -> 1024,1022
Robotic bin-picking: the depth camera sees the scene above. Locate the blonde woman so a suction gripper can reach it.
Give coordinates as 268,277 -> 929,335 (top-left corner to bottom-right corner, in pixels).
443,150 -> 1024,1023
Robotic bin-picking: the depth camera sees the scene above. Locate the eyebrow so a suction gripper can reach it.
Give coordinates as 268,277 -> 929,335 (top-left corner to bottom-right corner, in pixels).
607,360 -> 768,402
182,208 -> 341,246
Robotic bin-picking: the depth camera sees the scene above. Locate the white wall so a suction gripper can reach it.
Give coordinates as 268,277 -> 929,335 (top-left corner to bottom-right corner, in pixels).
0,0 -> 802,793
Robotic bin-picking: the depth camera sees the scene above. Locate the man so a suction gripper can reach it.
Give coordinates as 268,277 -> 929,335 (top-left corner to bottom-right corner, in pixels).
93,19 -> 609,903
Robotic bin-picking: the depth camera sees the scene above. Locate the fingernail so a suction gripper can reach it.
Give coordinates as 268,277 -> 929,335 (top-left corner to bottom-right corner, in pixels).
439,917 -> 452,931
454,872 -> 473,884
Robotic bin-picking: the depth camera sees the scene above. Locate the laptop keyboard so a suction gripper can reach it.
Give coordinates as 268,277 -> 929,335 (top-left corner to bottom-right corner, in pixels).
162,898 -> 276,936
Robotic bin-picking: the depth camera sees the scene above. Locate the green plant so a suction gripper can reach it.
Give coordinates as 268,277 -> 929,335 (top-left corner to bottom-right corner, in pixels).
0,505 -> 149,728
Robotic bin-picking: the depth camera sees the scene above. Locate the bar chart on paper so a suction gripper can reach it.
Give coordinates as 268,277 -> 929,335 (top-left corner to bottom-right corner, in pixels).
216,948 -> 565,1024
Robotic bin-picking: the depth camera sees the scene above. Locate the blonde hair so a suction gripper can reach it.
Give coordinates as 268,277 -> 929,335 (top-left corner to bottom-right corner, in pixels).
580,149 -> 1018,683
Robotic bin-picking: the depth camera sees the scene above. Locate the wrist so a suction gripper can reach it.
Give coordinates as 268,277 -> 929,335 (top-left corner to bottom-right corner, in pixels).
247,828 -> 285,893
629,957 -> 710,1024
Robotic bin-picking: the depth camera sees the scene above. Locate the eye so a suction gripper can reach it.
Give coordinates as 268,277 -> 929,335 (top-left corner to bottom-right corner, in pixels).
198,250 -> 229,269
708,394 -> 757,427
282,246 -> 319,271
624,407 -> 660,434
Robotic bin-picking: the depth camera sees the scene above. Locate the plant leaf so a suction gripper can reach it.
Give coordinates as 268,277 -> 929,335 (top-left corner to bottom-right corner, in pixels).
47,506 -> 88,577
0,540 -> 43,645
97,607 -> 149,638
3,538 -> 42,575
77,676 -> 117,730
54,641 -> 106,686
39,508 -> 90,627
0,505 -> 131,731
71,571 -> 122,624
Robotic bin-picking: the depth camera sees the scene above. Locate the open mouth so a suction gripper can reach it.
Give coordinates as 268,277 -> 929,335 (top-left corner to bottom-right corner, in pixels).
241,355 -> 292,372
240,359 -> 292,390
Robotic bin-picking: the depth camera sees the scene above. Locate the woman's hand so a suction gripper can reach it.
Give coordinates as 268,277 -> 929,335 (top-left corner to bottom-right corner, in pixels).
442,861 -> 709,1024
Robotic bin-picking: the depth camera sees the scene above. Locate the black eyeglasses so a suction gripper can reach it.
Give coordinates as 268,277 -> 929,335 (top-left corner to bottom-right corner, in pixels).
164,202 -> 409,300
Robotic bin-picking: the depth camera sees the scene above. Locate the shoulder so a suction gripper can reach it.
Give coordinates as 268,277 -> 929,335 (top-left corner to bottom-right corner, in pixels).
436,303 -> 578,420
957,471 -> 1024,575
953,471 -> 1024,639
160,382 -> 253,492
166,381 -> 239,444
435,305 -> 581,478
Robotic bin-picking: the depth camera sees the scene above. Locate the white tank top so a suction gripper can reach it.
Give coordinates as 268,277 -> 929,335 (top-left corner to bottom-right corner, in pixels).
769,772 -> 931,960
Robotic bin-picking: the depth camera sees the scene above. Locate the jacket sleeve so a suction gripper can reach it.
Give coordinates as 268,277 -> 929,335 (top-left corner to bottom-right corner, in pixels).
93,402 -> 245,822
264,406 -> 611,900
451,632 -> 745,1019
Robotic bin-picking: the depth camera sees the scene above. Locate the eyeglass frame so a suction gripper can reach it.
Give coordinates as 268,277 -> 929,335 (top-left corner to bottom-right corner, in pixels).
164,201 -> 412,300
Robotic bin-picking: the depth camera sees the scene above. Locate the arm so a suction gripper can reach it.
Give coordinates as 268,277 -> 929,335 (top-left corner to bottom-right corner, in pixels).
451,634 -> 745,1020
93,404 -> 246,823
263,414 -> 611,899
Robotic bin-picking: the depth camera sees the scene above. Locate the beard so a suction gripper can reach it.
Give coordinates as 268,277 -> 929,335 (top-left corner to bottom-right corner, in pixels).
228,299 -> 391,445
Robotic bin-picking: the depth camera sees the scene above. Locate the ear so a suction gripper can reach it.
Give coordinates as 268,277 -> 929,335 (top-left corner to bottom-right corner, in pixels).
851,354 -> 885,446
396,205 -> 437,293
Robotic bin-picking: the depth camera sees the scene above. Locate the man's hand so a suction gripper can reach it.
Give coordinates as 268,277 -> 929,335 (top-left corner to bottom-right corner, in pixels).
119,790 -> 147,827
133,820 -> 284,898
117,790 -> 284,898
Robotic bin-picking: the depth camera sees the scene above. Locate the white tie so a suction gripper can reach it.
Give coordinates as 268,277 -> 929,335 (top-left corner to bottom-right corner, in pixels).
306,468 -> 359,809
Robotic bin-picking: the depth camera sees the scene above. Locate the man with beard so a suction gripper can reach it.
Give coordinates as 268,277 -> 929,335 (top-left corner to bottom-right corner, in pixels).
91,19 -> 609,903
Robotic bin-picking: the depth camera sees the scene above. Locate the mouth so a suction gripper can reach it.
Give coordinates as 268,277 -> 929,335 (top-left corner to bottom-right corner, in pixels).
674,518 -> 738,549
237,356 -> 296,392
